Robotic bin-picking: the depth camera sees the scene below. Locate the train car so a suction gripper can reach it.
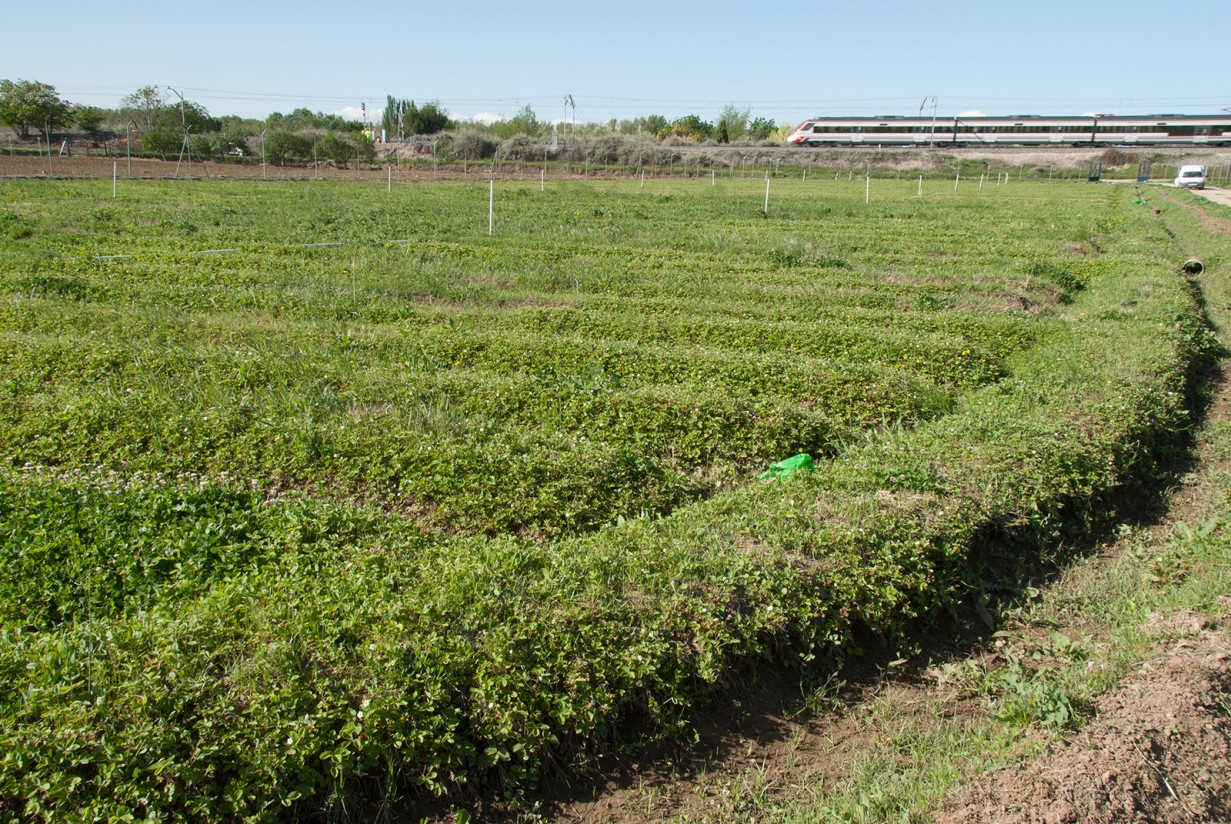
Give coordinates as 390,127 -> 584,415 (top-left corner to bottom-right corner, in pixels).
787,114 -> 1231,147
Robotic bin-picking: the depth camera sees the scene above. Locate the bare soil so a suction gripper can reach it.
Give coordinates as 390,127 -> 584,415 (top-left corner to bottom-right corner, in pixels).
936,619 -> 1231,823
3,145 -> 1230,182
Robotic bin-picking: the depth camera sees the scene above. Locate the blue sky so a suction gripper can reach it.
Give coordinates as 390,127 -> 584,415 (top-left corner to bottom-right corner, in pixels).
2,0 -> 1226,127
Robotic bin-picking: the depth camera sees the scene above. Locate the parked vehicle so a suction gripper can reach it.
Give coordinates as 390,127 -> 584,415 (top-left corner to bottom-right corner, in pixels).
1174,165 -> 1207,189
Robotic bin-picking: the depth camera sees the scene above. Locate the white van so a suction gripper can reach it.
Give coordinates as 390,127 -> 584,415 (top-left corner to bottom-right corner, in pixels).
1175,165 -> 1207,190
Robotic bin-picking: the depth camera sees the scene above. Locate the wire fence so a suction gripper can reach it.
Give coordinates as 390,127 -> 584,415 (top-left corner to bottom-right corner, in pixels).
2,143 -> 1230,185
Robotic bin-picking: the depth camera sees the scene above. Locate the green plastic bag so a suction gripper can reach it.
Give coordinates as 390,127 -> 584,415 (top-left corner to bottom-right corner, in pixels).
758,453 -> 814,480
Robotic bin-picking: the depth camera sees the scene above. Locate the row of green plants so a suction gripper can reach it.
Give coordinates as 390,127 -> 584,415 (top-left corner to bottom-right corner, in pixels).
0,178 -> 1214,818
0,178 -> 1059,541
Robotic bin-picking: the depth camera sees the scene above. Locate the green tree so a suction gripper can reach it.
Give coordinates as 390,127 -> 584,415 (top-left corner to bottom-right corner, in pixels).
748,116 -> 776,141
0,79 -> 72,139
355,132 -> 376,163
121,86 -> 218,136
190,131 -> 245,161
263,131 -> 311,165
316,131 -> 356,166
381,96 -> 413,139
716,104 -> 750,143
668,114 -> 713,142
170,100 -> 219,135
75,105 -> 107,141
412,100 -> 449,134
141,126 -> 182,160
491,104 -> 541,139
121,86 -> 164,131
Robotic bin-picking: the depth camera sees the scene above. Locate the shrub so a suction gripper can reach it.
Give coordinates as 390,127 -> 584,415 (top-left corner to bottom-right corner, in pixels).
498,134 -> 542,162
588,135 -> 624,165
449,129 -> 497,161
316,131 -> 355,166
264,130 -> 311,165
140,126 -> 182,160
355,132 -> 376,164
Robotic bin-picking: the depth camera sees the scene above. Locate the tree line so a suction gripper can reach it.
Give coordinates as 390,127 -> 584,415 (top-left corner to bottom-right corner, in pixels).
1,79 -> 783,167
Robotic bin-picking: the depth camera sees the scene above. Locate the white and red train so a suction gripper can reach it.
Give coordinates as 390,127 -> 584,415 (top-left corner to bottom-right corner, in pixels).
787,114 -> 1231,147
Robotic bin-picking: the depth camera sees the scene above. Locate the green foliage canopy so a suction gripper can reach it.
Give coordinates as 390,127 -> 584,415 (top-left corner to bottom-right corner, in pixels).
266,108 -> 359,132
668,114 -> 714,142
380,98 -> 449,138
140,126 -> 182,160
716,104 -> 749,143
74,105 -> 107,141
0,79 -> 72,139
491,104 -> 542,139
263,130 -> 312,165
748,116 -> 776,141
316,130 -> 356,165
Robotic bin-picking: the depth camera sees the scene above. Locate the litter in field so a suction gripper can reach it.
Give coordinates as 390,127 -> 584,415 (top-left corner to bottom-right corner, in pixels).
759,453 -> 814,480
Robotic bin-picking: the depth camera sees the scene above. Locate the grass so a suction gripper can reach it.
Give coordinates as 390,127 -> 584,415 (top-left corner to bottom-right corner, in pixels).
0,174 -> 1219,819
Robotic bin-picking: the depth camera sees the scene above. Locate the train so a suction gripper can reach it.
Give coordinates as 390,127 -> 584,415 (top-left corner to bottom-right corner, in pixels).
787,114 -> 1231,147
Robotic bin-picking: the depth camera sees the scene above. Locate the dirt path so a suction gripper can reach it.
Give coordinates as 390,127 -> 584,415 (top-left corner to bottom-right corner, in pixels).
929,197 -> 1231,823
1192,185 -> 1231,210
937,620 -> 1231,823
1155,187 -> 1231,236
934,357 -> 1231,822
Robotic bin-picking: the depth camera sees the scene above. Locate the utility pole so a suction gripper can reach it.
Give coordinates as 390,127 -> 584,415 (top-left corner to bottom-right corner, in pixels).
563,95 -> 575,149
168,87 -> 192,178
928,96 -> 938,148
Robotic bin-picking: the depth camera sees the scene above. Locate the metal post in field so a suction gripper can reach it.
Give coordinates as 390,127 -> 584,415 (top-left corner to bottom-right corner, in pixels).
979,174 -> 984,190
44,124 -> 53,177
954,170 -> 960,192
764,171 -> 771,214
113,161 -> 117,199
488,179 -> 494,235
917,174 -> 922,197
387,165 -> 391,192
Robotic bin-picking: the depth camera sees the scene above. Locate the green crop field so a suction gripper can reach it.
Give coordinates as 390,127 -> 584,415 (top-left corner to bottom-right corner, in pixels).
0,175 -> 1216,819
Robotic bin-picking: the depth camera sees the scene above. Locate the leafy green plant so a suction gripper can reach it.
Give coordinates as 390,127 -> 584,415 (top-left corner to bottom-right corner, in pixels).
0,176 -> 1213,817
